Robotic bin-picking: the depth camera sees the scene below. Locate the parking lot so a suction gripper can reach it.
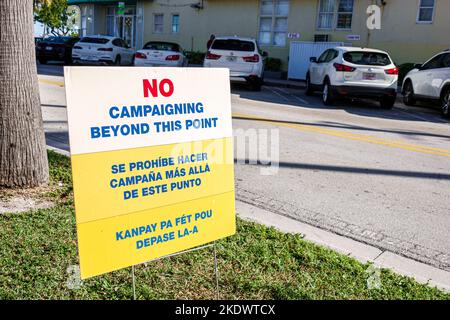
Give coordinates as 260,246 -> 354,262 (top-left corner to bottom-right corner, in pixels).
39,62 -> 450,273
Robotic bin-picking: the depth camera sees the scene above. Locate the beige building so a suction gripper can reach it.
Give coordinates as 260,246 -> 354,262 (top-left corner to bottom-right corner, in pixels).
69,0 -> 450,69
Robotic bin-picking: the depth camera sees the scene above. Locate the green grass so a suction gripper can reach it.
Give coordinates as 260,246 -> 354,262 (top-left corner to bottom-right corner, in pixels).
0,151 -> 448,300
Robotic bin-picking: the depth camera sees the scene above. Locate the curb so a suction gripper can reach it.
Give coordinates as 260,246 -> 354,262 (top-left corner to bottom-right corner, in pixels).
236,200 -> 450,293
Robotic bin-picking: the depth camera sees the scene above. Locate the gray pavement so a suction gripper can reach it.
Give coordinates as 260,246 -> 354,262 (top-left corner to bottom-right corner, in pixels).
38,64 -> 450,278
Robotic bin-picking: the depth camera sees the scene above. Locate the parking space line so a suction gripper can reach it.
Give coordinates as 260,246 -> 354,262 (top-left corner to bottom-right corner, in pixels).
264,86 -> 290,101
394,107 -> 448,124
232,112 -> 450,158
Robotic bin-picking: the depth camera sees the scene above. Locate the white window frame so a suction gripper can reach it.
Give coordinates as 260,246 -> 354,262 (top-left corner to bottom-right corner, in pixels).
316,0 -> 354,31
258,0 -> 290,47
153,13 -> 164,33
416,0 -> 435,24
171,14 -> 180,34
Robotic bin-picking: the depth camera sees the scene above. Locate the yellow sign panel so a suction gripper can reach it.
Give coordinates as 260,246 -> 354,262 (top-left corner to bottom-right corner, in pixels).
64,67 -> 235,279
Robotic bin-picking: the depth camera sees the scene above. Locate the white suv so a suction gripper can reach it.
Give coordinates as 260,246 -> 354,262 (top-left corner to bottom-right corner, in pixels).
402,50 -> 450,118
203,36 -> 266,91
306,47 -> 398,109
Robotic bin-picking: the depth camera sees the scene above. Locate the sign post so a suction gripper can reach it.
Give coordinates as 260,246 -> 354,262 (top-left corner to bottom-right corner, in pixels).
64,67 -> 236,281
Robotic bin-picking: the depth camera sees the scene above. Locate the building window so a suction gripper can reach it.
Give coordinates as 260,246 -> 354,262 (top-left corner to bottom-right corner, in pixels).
172,14 -> 180,33
106,7 -> 115,36
258,0 -> 289,47
317,0 -> 353,30
417,0 -> 435,23
153,14 -> 164,33
336,0 -> 353,29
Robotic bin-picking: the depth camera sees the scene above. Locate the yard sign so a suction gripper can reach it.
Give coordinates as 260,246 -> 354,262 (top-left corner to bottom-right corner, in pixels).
64,67 -> 236,279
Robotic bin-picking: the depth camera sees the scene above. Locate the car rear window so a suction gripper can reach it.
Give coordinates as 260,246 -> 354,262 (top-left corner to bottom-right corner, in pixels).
80,37 -> 110,44
143,42 -> 180,52
211,39 -> 255,52
343,51 -> 392,66
44,37 -> 72,44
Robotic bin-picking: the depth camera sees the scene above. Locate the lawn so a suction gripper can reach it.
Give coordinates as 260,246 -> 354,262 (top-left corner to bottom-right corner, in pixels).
0,151 -> 448,300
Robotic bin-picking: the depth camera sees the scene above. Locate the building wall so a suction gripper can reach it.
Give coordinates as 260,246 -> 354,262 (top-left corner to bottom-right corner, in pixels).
141,0 -> 259,52
80,0 -> 449,69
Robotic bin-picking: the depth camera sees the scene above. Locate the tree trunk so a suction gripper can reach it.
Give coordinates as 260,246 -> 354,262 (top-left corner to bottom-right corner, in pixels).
0,0 -> 49,187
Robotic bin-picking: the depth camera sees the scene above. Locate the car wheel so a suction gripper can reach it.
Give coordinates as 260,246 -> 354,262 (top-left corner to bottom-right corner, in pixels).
305,74 -> 314,96
380,95 -> 396,109
38,58 -> 47,65
114,55 -> 121,66
441,88 -> 450,118
403,80 -> 416,106
322,79 -> 334,105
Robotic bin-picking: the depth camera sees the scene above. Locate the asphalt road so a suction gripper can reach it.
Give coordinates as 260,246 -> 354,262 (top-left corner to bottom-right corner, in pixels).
38,63 -> 450,272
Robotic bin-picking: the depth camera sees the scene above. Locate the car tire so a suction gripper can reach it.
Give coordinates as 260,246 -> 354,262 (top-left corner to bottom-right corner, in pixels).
441,88 -> 450,118
114,55 -> 121,66
249,77 -> 262,91
380,96 -> 396,109
305,74 -> 314,96
38,58 -> 47,65
322,79 -> 334,105
403,80 -> 416,106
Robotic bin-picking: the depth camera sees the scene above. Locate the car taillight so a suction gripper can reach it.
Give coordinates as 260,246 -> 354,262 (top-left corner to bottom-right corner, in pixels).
243,54 -> 260,63
166,54 -> 180,61
333,63 -> 356,72
205,51 -> 221,60
135,52 -> 147,59
385,67 -> 399,75
98,47 -> 113,51
73,46 -> 82,50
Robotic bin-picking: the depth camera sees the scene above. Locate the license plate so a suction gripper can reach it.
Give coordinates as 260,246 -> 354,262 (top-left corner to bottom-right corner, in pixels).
84,56 -> 97,61
226,56 -> 237,62
363,72 -> 376,80
45,46 -> 53,51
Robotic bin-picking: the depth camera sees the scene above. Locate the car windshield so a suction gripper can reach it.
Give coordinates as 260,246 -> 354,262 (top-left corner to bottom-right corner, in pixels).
80,37 -> 110,44
211,39 -> 255,52
343,51 -> 392,66
143,42 -> 180,51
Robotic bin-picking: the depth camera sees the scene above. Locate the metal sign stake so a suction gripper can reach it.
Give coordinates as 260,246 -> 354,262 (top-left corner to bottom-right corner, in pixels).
129,242 -> 220,300
214,241 -> 220,300
132,265 -> 136,300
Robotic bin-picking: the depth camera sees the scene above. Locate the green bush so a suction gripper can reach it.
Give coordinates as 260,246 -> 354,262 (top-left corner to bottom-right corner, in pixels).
398,63 -> 417,85
184,51 -> 205,65
265,57 -> 282,72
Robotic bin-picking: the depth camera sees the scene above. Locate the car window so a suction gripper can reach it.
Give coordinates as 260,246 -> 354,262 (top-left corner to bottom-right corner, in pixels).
440,53 -> 450,68
421,54 -> 443,70
343,51 -> 391,66
112,39 -> 122,47
318,50 -> 330,63
45,37 -> 69,44
211,39 -> 255,52
325,50 -> 338,62
80,37 -> 110,44
143,42 -> 180,52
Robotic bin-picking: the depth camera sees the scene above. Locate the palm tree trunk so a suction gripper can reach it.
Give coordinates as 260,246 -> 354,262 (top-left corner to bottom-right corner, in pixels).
0,0 -> 49,187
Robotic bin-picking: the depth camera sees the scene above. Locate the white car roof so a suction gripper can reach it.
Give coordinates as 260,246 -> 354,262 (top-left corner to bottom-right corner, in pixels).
335,46 -> 390,55
82,35 -> 116,40
214,36 -> 256,42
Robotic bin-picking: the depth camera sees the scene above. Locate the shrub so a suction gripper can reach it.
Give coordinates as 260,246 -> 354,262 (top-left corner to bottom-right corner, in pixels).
398,63 -> 417,85
265,57 -> 282,72
184,51 -> 206,65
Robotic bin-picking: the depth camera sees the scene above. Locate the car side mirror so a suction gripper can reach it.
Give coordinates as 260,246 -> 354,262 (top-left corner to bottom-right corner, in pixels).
414,63 -> 423,70
310,57 -> 317,63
